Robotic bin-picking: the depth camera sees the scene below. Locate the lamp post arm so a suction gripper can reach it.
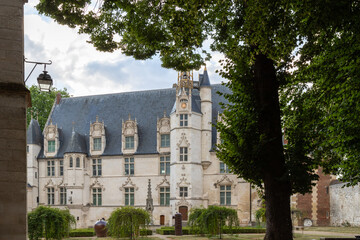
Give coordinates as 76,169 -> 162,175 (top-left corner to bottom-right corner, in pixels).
24,59 -> 52,83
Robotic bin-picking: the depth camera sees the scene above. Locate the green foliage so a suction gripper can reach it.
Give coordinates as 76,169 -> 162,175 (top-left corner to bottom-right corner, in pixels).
27,85 -> 70,130
188,206 -> 239,237
155,226 -> 265,235
69,228 -> 95,237
28,206 -> 76,240
107,207 -> 150,239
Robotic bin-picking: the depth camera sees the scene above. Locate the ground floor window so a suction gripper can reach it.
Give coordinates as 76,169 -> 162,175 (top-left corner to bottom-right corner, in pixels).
160,187 -> 170,206
60,187 -> 67,205
92,188 -> 102,206
47,187 -> 54,205
220,185 -> 231,205
125,187 -> 134,206
179,187 -> 188,197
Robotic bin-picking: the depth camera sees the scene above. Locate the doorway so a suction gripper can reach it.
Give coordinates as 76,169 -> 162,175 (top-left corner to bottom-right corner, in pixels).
160,215 -> 165,225
179,206 -> 188,221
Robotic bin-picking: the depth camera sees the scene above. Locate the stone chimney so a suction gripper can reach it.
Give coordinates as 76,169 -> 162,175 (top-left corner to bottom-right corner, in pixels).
56,93 -> 61,104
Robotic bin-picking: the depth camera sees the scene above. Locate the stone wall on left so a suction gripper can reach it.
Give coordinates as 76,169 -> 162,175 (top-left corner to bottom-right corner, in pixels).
0,0 -> 29,239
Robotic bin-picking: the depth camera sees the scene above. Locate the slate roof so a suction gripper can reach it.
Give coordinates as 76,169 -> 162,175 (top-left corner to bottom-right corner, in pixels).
27,119 -> 42,145
64,130 -> 87,154
199,69 -> 210,86
38,84 -> 229,158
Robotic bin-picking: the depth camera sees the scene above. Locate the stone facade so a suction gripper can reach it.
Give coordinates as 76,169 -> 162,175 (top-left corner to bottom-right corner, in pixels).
27,70 -> 260,228
0,0 -> 29,239
330,182 -> 360,226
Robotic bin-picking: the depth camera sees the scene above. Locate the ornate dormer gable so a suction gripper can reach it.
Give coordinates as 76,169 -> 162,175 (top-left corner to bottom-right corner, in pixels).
175,71 -> 193,114
217,112 -> 224,145
44,119 -> 60,158
122,114 -> 138,154
119,176 -> 139,191
89,116 -> 106,156
157,111 -> 171,153
213,175 -> 237,188
155,176 -> 170,190
90,178 -> 105,191
43,179 -> 56,191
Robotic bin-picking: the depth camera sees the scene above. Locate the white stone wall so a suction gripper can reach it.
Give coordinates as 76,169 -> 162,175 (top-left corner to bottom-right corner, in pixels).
330,183 -> 360,226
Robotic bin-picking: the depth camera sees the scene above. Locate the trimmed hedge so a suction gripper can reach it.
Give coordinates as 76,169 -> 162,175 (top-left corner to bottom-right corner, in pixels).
69,228 -> 152,237
69,228 -> 95,237
156,226 -> 266,235
140,229 -> 153,236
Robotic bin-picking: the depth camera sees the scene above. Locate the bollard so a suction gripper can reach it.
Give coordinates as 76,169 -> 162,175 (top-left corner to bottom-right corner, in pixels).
174,213 -> 182,236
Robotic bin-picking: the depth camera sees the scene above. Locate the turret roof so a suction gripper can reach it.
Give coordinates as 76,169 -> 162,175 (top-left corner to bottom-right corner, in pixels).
27,119 -> 42,145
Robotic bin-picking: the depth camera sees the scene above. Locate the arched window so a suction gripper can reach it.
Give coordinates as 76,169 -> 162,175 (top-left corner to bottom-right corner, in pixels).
69,157 -> 73,168
76,157 -> 80,168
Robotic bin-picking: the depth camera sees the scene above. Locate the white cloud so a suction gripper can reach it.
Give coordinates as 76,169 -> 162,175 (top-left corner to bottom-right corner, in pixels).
24,0 -> 226,97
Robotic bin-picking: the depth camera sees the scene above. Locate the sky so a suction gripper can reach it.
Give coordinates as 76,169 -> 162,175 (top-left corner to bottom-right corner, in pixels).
24,0 -> 226,97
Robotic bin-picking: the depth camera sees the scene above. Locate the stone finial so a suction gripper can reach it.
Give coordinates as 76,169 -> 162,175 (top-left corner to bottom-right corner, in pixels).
146,179 -> 154,213
72,121 -> 75,132
96,115 -> 99,122
163,110 -> 166,117
128,113 -> 131,120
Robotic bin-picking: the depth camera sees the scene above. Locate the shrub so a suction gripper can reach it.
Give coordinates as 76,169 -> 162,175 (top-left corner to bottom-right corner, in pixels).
69,228 -> 95,237
107,206 -> 150,239
188,206 -> 239,237
28,206 -> 76,240
155,226 -> 265,235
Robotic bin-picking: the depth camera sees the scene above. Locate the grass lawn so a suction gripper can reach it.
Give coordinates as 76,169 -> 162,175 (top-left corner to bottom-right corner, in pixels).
304,226 -> 360,234
66,238 -> 160,240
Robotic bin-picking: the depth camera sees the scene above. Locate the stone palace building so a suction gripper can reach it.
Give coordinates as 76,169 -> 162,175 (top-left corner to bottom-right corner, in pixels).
26,69 -> 260,228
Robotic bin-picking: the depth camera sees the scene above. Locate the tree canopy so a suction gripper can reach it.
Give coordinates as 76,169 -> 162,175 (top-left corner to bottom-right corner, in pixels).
28,206 -> 75,240
36,1 -> 360,239
27,85 -> 70,130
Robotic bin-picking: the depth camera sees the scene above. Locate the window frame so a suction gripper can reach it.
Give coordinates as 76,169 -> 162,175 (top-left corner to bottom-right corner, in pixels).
180,114 -> 188,127
59,160 -> 64,176
125,187 -> 135,206
92,188 -> 102,206
48,140 -> 55,153
92,159 -> 102,176
179,186 -> 188,197
124,157 -> 134,176
47,187 -> 55,205
160,156 -> 170,175
160,187 -> 170,206
76,157 -> 80,168
220,162 -> 230,174
220,185 -> 231,206
125,136 -> 135,149
47,160 -> 55,176
60,187 -> 67,205
160,134 -> 170,148
180,147 -> 188,162
93,137 -> 102,151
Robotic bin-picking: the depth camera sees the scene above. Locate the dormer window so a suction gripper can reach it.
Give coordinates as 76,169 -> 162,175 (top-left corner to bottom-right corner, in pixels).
125,136 -> 134,149
122,115 -> 138,154
180,114 -> 188,127
44,120 -> 60,157
89,116 -> 106,155
161,134 -> 170,148
48,140 -> 55,152
93,138 -> 101,151
157,115 -> 170,153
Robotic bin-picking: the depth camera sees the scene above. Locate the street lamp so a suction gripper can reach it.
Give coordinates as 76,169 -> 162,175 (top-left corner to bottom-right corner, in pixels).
24,59 -> 53,92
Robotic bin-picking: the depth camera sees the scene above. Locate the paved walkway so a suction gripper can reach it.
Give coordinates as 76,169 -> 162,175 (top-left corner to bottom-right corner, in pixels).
294,230 -> 358,237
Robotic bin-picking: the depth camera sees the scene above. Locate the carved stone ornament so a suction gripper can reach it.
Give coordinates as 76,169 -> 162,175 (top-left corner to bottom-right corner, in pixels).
176,133 -> 190,149
122,115 -> 137,136
175,198 -> 192,207
90,116 -> 105,137
43,179 -> 56,191
57,179 -> 68,188
158,117 -> 170,134
214,175 -> 237,188
90,178 -> 105,191
155,176 -> 170,190
201,161 -> 212,170
119,176 -> 139,191
176,177 -> 191,188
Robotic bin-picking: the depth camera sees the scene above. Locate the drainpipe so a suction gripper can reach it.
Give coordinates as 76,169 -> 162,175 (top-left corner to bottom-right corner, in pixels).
249,183 -> 252,225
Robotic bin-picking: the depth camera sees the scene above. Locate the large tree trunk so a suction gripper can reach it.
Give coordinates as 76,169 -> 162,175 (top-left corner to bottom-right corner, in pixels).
253,53 -> 293,240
